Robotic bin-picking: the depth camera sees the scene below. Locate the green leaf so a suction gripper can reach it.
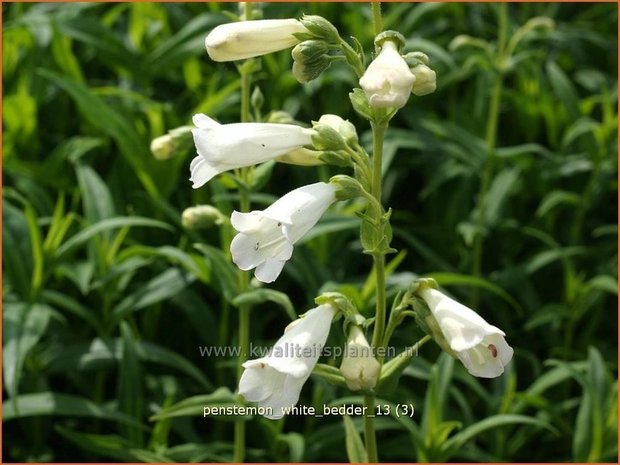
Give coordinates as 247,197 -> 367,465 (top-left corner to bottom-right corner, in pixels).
3,201 -> 34,298
3,302 -> 52,401
193,243 -> 239,302
343,414 -> 368,463
75,163 -> 115,224
118,322 -> 143,446
43,338 -> 211,389
3,392 -> 146,428
442,414 -> 557,452
150,387 -> 251,422
587,275 -> 618,295
56,216 -> 173,258
55,426 -> 136,462
536,190 -> 581,217
546,60 -> 580,120
233,289 -> 296,320
112,268 -> 194,320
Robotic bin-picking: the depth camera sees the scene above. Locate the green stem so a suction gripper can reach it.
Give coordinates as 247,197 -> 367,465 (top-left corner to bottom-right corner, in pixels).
364,121 -> 387,464
371,2 -> 382,36
234,4 -> 253,461
364,394 -> 378,462
470,3 -> 508,308
370,122 -> 387,353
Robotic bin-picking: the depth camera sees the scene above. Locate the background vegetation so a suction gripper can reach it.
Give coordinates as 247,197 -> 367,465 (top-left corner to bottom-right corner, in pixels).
3,2 -> 618,462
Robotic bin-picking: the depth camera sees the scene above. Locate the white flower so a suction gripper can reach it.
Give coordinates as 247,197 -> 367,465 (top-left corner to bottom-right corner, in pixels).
359,41 -> 416,109
419,288 -> 514,378
340,326 -> 381,390
239,304 -> 336,419
230,182 -> 336,283
205,19 -> 307,62
190,114 -> 314,188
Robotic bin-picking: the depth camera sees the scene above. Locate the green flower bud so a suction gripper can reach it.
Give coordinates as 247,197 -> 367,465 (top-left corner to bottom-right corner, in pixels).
311,120 -> 347,151
182,205 -> 227,230
251,86 -> 264,111
292,40 -> 330,62
292,54 -> 331,83
300,15 -> 340,43
150,126 -> 193,160
277,147 -> 324,166
329,174 -> 364,201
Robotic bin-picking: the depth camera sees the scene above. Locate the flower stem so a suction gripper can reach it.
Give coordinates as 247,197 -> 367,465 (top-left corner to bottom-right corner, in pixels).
364,120 -> 387,464
371,2 -> 383,36
364,394 -> 378,462
470,3 -> 508,308
370,121 -> 387,353
234,4 -> 253,462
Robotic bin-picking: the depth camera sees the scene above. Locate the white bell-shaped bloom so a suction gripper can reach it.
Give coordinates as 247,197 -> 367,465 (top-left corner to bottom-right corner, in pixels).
205,19 -> 307,62
419,288 -> 514,378
230,182 -> 336,283
359,41 -> 416,109
340,326 -> 381,390
239,304 -> 336,419
190,114 -> 314,188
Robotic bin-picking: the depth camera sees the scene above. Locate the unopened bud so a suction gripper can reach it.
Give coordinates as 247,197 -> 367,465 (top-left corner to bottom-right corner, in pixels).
340,326 -> 381,391
410,63 -> 436,96
292,54 -> 331,83
182,205 -> 227,230
277,147 -> 324,166
150,126 -> 193,160
300,15 -> 340,43
330,174 -> 364,201
292,40 -> 330,62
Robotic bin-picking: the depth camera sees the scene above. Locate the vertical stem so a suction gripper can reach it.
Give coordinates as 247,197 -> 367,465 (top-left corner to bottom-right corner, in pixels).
371,2 -> 382,35
365,121 -> 387,464
234,3 -> 253,462
470,3 -> 508,308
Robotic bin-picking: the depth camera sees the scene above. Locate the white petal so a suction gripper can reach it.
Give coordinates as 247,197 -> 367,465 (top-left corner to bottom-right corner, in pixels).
189,156 -> 220,189
486,333 -> 514,366
192,114 -> 220,129
230,211 -> 262,233
254,257 -> 287,283
230,233 -> 266,271
258,373 -> 308,419
238,362 -> 283,402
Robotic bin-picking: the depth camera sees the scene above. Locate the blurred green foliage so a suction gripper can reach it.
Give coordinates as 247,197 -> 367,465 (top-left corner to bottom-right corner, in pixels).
2,2 -> 617,462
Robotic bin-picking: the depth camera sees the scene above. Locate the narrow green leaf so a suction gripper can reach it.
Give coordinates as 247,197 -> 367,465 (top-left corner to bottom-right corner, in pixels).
233,289 -> 296,320
343,414 -> 368,463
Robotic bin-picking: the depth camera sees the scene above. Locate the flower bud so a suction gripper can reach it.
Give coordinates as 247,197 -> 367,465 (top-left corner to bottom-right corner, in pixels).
318,114 -> 358,145
329,174 -> 364,201
182,205 -> 227,230
410,63 -> 437,96
300,15 -> 340,43
276,147 -> 324,166
292,54 -> 332,83
340,326 -> 381,391
292,40 -> 330,62
150,126 -> 193,160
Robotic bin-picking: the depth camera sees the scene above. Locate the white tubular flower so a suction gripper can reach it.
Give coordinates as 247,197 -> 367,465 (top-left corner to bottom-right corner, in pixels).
340,326 -> 381,391
230,182 -> 336,283
239,304 -> 336,419
205,19 -> 307,62
419,288 -> 514,378
359,41 -> 416,109
190,114 -> 314,188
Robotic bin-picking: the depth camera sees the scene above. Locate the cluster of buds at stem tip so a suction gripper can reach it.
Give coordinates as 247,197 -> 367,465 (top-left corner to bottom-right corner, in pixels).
204,15 -> 339,63
359,31 -> 436,110
411,279 -> 513,378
